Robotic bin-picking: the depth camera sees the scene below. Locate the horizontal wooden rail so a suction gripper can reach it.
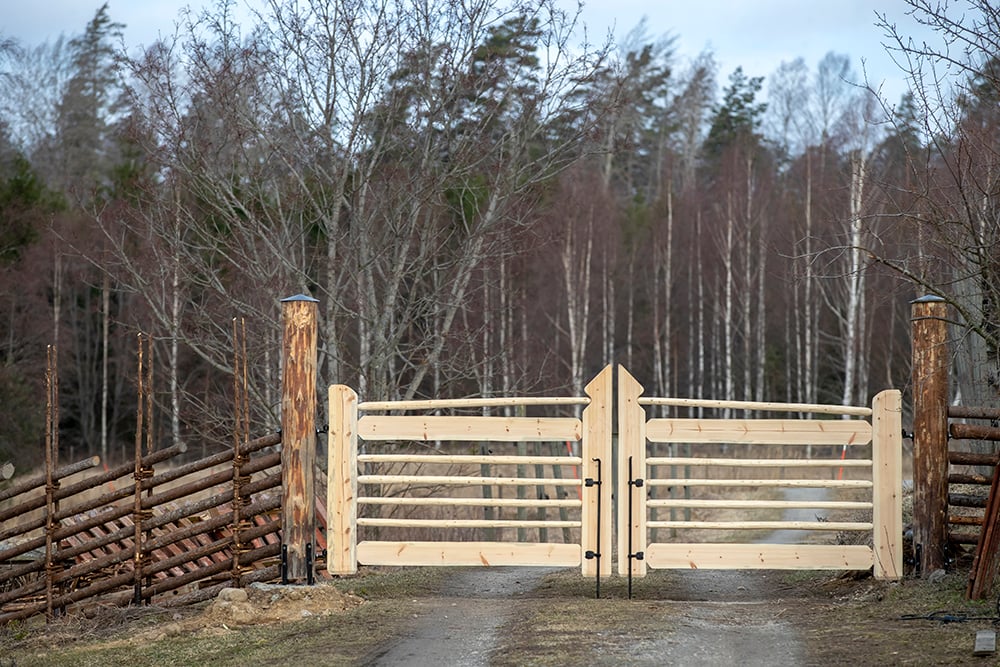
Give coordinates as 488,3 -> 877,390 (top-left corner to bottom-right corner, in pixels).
0,455 -> 101,504
357,416 -> 582,442
638,397 -> 872,416
356,541 -> 581,567
949,406 -> 1000,421
951,493 -> 989,508
646,499 -> 873,510
645,478 -> 873,489
950,472 -> 991,485
646,520 -> 873,531
645,543 -> 875,570
645,419 -> 872,445
646,457 -> 872,468
358,474 -> 583,487
358,396 -> 590,411
359,496 -> 579,508
358,454 -> 583,466
949,515 -> 983,526
948,451 -> 1000,466
0,444 -> 185,529
357,518 -> 581,528
950,423 -> 1000,442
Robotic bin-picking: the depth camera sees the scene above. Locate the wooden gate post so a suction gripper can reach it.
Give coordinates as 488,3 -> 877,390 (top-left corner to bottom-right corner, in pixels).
280,294 -> 319,583
582,365 -> 613,578
872,389 -> 903,580
617,366 -> 647,578
327,384 -> 358,575
911,295 -> 949,575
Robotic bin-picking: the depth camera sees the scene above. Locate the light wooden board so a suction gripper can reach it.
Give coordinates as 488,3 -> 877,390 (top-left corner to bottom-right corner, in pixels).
871,389 -> 903,580
357,474 -> 583,487
646,456 -> 872,468
645,543 -> 875,570
582,365 -> 614,577
617,366 -> 647,577
359,396 -> 589,411
645,478 -> 873,489
645,520 -> 873,531
645,418 -> 872,445
357,415 -> 582,442
357,518 -> 581,528
637,396 -> 872,417
359,496 -> 580,508
327,384 -> 358,575
647,499 -> 873,510
358,454 -> 582,465
357,541 -> 581,567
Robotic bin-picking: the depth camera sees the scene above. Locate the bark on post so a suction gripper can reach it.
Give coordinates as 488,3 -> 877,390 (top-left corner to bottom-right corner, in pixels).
911,295 -> 949,575
281,294 -> 319,583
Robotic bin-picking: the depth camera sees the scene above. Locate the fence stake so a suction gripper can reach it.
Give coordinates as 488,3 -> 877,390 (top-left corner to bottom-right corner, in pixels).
911,295 -> 949,575
281,294 -> 319,583
44,345 -> 58,622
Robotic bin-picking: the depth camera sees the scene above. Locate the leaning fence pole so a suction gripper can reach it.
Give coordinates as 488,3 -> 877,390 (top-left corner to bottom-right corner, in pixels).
280,294 -> 319,583
911,295 -> 949,576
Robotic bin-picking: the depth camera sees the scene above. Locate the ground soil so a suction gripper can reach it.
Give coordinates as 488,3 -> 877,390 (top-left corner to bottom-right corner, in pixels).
3,563 -> 999,666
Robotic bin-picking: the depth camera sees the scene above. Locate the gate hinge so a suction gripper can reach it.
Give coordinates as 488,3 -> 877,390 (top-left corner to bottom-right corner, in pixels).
632,551 -> 644,561
585,477 -> 599,487
630,478 -> 644,488
585,550 -> 600,560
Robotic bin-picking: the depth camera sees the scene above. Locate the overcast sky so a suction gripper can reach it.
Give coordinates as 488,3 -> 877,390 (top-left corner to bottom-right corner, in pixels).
3,1 -> 939,105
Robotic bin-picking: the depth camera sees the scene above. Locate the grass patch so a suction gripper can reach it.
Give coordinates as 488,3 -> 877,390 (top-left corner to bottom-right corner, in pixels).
1,567 -> 449,667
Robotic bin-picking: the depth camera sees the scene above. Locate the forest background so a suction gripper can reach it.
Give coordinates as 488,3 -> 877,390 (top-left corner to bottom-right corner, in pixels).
0,0 -> 997,470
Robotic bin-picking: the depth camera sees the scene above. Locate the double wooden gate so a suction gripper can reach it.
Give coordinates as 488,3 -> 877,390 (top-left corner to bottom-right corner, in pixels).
327,366 -> 902,580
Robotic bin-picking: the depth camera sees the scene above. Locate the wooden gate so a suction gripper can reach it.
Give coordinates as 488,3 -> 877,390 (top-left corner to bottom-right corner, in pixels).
326,366 -> 613,576
616,367 -> 902,580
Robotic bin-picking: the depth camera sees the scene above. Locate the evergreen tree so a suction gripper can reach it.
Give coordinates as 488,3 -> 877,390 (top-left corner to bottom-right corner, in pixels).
703,66 -> 766,160
54,2 -> 124,200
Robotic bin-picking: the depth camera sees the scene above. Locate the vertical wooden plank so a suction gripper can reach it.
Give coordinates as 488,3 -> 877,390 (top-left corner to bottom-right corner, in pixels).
617,366 -> 647,577
872,389 -> 903,580
911,295 -> 949,575
281,294 -> 319,582
582,365 -> 613,577
328,384 -> 359,575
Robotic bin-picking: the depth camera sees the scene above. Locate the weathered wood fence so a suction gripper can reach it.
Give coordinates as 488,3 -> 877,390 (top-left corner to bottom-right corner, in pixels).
0,432 -> 291,624
1,296 -> 326,623
909,295 -> 1000,598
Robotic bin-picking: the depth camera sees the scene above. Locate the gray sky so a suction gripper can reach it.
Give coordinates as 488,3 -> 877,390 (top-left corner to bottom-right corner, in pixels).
3,1 -> 937,104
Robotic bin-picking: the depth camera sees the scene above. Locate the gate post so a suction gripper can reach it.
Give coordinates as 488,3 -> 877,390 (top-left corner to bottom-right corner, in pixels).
911,295 -> 949,575
280,294 -> 319,583
872,389 -> 903,580
617,366 -> 647,578
582,365 -> 613,578
328,384 -> 359,575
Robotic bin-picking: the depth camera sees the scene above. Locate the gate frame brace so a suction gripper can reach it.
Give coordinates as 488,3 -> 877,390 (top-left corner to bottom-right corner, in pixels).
627,455 -> 645,599
584,457 -> 603,599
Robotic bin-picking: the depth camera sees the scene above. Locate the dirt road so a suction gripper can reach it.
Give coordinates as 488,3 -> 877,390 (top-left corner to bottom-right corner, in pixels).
360,567 -> 806,666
